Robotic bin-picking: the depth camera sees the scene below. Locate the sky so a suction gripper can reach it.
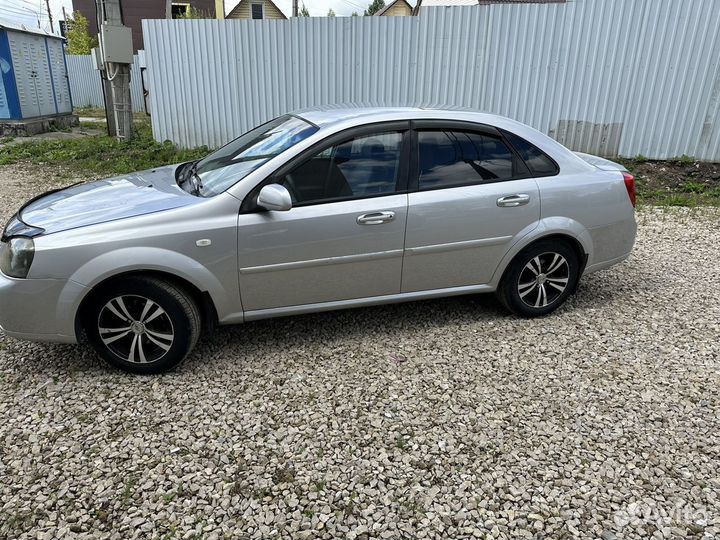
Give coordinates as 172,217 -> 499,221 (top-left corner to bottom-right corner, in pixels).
0,0 -> 370,33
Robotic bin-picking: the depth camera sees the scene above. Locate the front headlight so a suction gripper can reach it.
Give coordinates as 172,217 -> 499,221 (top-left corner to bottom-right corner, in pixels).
0,237 -> 35,278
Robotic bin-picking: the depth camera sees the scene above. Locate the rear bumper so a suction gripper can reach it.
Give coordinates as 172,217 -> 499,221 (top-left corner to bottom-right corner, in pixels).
0,272 -> 88,344
585,216 -> 637,272
584,251 -> 632,275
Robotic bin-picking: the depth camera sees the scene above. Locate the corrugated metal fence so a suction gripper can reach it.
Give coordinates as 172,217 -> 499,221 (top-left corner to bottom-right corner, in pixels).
66,54 -> 146,113
142,0 -> 720,160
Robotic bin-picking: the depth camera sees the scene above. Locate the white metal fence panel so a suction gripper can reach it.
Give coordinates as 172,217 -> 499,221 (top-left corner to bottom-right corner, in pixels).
66,54 -> 146,113
143,0 -> 720,160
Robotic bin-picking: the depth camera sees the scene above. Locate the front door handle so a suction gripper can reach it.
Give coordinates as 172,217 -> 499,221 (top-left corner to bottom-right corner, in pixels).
357,211 -> 395,225
497,194 -> 530,207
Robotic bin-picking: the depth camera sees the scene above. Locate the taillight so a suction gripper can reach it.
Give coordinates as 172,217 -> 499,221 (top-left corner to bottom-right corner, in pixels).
623,172 -> 636,208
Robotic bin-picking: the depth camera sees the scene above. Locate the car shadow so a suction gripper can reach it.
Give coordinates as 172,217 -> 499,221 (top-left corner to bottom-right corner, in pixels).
189,275 -> 630,369
2,270 -> 637,376
213,291 -> 506,345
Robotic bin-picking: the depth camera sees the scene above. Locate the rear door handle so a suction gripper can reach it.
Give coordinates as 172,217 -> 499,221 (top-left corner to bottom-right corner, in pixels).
357,211 -> 395,225
497,194 -> 530,207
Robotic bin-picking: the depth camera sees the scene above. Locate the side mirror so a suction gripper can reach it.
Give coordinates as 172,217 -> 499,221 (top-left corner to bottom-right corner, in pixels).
257,184 -> 292,212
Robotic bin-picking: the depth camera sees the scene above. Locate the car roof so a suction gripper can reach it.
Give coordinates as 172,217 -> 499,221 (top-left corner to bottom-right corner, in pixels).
295,106 -> 423,127
294,105 -> 512,129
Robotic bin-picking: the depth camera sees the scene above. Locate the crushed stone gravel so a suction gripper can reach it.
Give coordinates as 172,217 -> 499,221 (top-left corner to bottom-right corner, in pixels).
1,164 -> 719,540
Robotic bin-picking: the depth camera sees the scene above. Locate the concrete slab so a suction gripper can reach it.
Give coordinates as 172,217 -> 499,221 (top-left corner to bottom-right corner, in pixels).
0,114 -> 80,137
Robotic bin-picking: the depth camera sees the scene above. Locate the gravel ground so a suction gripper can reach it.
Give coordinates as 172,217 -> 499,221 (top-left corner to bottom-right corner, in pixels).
1,164 -> 719,540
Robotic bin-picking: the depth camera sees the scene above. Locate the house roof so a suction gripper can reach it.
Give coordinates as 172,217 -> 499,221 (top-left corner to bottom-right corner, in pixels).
374,0 -> 414,16
226,0 -> 289,19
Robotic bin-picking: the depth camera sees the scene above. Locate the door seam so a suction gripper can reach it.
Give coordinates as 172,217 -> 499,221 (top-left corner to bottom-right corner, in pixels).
398,193 -> 410,293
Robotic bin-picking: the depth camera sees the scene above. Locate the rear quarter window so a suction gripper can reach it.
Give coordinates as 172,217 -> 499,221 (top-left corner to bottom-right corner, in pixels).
502,130 -> 559,177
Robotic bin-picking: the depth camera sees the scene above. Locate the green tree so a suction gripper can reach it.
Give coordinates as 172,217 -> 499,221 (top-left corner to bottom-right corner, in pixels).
179,6 -> 211,18
351,11 -> 358,16
299,3 -> 310,16
66,11 -> 97,55
363,0 -> 385,16
327,8 -> 336,16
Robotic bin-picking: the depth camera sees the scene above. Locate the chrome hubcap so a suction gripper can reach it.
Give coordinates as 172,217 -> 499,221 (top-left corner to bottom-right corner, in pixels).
518,252 -> 570,308
98,295 -> 175,364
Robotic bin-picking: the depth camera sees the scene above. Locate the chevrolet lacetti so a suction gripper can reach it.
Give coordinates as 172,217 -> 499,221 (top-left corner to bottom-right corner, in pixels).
0,108 -> 637,373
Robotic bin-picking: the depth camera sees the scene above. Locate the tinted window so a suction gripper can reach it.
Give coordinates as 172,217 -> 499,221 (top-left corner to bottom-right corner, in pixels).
251,3 -> 263,18
279,132 -> 403,205
418,130 -> 521,190
193,115 -> 318,197
503,131 -> 558,176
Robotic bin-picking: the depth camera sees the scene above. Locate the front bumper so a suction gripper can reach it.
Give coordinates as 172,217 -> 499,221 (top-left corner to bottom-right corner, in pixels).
0,272 -> 89,344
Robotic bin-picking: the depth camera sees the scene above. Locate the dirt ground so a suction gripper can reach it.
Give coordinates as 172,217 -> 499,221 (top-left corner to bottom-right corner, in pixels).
620,158 -> 720,205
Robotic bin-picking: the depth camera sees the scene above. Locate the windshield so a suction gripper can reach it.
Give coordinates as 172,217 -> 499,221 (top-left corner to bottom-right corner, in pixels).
188,115 -> 319,197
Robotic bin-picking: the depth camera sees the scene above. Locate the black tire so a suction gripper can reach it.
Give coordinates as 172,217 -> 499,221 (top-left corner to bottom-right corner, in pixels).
84,276 -> 201,374
496,239 -> 580,318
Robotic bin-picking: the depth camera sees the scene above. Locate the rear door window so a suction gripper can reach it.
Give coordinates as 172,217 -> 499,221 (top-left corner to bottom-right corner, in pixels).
417,130 -> 527,190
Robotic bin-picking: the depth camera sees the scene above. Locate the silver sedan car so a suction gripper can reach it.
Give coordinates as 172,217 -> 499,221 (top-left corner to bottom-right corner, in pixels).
0,107 -> 637,373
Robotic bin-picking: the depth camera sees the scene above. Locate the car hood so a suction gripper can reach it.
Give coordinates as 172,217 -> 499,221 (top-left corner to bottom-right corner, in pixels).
18,165 -> 202,235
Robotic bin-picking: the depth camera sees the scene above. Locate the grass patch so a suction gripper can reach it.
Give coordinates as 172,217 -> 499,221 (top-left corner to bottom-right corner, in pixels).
121,477 -> 138,506
0,123 -> 209,177
78,120 -> 108,131
635,185 -> 720,207
679,181 -> 707,194
619,156 -> 720,207
313,480 -> 327,492
74,106 -> 147,122
73,106 -> 107,118
161,491 -> 178,503
668,154 -> 696,166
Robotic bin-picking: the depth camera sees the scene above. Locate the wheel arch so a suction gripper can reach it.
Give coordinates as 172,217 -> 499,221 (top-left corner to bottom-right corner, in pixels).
74,269 -> 219,341
490,219 -> 592,290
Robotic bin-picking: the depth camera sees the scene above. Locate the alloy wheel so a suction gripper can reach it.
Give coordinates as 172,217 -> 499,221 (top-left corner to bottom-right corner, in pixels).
97,295 -> 175,364
517,252 -> 570,308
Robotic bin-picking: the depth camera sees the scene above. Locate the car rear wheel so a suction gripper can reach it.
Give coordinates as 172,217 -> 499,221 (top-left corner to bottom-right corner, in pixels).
496,239 -> 580,318
84,276 -> 201,374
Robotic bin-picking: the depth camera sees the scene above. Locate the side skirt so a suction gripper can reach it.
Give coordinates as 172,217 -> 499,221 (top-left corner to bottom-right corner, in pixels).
241,283 -> 495,322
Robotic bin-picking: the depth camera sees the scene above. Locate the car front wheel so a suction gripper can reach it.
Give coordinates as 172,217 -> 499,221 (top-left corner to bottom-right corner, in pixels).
84,276 -> 201,374
496,239 -> 580,318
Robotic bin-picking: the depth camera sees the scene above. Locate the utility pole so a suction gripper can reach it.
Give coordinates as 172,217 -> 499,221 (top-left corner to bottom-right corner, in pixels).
95,0 -> 134,140
293,0 -> 298,17
44,0 -> 54,33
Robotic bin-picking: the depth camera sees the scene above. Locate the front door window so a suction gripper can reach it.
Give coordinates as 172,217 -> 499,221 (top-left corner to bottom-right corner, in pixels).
277,131 -> 404,205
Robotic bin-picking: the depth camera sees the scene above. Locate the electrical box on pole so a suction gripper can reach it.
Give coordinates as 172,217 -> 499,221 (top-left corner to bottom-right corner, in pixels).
100,25 -> 133,63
